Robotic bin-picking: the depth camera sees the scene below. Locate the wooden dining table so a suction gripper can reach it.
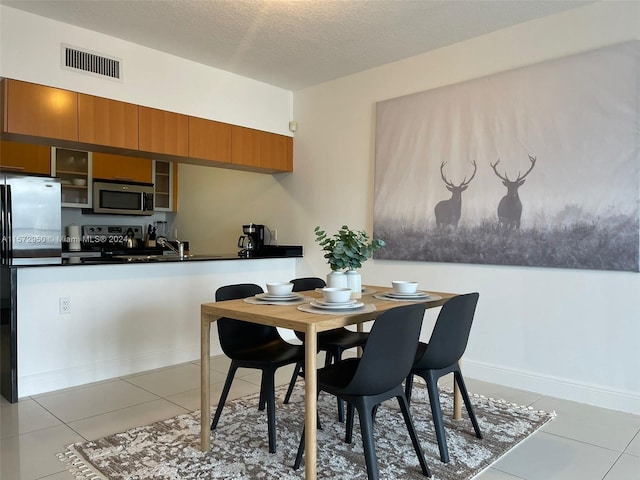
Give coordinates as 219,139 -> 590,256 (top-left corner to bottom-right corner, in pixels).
200,285 -> 458,480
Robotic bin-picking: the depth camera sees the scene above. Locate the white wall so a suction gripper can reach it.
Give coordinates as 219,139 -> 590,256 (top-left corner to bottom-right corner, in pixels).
289,2 -> 640,414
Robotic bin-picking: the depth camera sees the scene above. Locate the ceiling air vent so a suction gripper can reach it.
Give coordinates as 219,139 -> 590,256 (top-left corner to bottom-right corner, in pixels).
62,44 -> 121,80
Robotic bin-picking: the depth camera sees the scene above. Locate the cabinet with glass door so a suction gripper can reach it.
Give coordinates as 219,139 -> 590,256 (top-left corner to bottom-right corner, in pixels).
51,147 -> 92,207
153,160 -> 175,211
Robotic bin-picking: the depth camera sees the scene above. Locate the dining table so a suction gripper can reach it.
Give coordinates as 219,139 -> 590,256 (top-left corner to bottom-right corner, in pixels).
200,285 -> 458,480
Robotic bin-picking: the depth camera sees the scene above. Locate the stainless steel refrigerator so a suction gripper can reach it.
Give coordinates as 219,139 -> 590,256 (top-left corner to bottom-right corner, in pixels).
1,173 -> 61,402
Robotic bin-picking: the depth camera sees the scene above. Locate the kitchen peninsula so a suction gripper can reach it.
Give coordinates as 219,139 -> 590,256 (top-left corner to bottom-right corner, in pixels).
3,255 -> 302,402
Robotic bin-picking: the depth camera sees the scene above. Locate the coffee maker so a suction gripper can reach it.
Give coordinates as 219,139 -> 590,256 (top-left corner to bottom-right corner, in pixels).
238,223 -> 265,257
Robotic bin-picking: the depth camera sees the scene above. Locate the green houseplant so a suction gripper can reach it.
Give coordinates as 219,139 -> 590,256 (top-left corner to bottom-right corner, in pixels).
314,225 -> 385,271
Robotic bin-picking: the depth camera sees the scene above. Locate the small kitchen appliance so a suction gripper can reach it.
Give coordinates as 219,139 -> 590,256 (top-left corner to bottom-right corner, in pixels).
89,179 -> 154,216
238,223 -> 265,257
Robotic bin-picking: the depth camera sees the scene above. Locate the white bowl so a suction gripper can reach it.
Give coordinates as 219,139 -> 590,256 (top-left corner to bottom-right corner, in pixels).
322,287 -> 352,303
391,281 -> 419,294
71,178 -> 87,186
266,282 -> 293,296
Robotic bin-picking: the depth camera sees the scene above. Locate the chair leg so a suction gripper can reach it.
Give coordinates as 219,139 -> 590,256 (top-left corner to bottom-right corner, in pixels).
293,426 -> 305,470
424,372 -> 450,463
397,394 -> 431,477
405,373 -> 415,404
345,402 -> 355,443
264,371 -> 277,453
331,349 -> 346,423
258,375 -> 267,411
211,363 -> 238,430
454,370 -> 483,439
356,399 -> 381,480
283,361 -> 302,404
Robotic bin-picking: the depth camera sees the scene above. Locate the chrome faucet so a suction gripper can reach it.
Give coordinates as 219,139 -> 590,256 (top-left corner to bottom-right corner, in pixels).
158,238 -> 185,259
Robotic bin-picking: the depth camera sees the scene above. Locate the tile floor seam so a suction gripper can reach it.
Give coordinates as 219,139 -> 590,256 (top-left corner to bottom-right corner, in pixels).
543,429 -> 630,454
600,450 -> 627,480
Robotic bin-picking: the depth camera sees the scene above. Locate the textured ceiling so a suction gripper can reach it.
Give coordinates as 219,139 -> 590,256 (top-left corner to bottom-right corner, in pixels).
1,0 -> 591,90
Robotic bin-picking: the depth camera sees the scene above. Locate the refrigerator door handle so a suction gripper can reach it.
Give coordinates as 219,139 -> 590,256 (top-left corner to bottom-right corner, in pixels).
6,184 -> 12,260
0,184 -> 7,263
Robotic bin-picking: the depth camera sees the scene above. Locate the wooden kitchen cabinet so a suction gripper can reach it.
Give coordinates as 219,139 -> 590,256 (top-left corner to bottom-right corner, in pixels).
231,125 -> 261,169
261,131 -> 293,172
51,147 -> 92,207
139,106 -> 189,157
1,79 -> 78,142
93,152 -> 152,183
0,140 -> 51,174
78,94 -> 138,150
231,126 -> 292,172
153,160 -> 178,211
188,116 -> 232,164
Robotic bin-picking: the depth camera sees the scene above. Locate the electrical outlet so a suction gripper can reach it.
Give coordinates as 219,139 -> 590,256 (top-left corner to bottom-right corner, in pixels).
59,297 -> 71,315
273,229 -> 278,242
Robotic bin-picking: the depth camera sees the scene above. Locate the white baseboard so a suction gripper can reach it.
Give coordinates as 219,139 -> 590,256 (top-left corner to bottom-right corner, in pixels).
19,345 -> 211,398
463,359 -> 640,415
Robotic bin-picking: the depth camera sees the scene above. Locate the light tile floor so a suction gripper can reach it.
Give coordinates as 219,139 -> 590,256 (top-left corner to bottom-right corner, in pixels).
1,356 -> 638,480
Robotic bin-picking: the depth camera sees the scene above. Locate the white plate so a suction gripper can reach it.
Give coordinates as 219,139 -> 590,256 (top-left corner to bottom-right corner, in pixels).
255,293 -> 301,301
312,298 -> 357,307
384,290 -> 429,298
310,301 -> 364,310
382,293 -> 430,300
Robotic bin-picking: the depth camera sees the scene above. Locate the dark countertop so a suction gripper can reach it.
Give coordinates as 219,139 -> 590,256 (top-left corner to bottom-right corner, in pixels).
7,245 -> 303,268
7,245 -> 303,267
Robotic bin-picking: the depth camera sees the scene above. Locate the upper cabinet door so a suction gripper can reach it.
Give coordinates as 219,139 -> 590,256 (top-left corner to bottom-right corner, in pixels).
2,79 -> 78,141
139,106 -> 189,157
0,140 -> 52,175
231,126 -> 261,169
231,126 -> 292,172
92,152 -> 153,183
261,132 -> 293,172
78,94 -> 138,149
188,116 -> 232,164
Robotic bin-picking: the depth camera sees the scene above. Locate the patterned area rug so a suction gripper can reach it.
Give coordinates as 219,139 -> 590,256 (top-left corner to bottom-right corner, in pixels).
59,383 -> 554,479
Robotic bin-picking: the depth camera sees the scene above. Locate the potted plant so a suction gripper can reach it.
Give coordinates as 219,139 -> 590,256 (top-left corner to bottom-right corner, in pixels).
314,225 -> 385,292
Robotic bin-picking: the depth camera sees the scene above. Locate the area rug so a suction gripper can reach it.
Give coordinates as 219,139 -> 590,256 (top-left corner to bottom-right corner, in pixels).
59,383 -> 554,479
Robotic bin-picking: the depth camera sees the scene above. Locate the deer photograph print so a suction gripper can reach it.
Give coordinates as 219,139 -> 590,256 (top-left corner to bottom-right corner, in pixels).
373,41 -> 639,272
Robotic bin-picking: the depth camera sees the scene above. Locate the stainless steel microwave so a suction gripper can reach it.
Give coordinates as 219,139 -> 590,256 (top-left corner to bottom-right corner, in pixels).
91,180 -> 154,216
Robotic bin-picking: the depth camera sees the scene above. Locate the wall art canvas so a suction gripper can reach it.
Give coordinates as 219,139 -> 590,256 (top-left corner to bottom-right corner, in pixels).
373,41 -> 640,272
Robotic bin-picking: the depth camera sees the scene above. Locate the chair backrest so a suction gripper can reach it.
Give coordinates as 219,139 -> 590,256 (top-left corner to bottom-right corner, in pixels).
290,277 -> 326,292
215,283 -> 282,355
343,303 -> 426,396
415,292 -> 479,370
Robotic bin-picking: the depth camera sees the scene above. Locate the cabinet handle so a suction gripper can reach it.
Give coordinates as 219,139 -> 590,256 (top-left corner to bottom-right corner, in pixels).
0,166 -> 25,171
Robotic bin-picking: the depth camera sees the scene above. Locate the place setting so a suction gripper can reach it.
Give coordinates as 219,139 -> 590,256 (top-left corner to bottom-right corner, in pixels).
374,280 -> 442,302
243,282 -> 309,305
298,287 -> 376,315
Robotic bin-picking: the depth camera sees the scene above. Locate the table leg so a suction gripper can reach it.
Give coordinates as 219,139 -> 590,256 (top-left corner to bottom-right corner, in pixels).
305,324 -> 318,480
453,359 -> 462,420
201,313 -> 211,451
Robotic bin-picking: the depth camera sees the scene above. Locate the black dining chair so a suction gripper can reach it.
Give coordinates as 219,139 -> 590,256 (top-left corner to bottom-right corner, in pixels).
405,292 -> 482,463
283,277 -> 369,422
210,283 -> 305,454
294,303 -> 431,480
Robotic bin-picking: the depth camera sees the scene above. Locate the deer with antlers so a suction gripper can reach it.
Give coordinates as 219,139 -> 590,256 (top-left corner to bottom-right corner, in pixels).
434,160 -> 477,227
490,155 -> 537,229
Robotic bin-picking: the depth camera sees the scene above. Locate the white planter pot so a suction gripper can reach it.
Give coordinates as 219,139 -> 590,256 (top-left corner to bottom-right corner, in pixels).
346,269 -> 362,298
327,271 -> 347,288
